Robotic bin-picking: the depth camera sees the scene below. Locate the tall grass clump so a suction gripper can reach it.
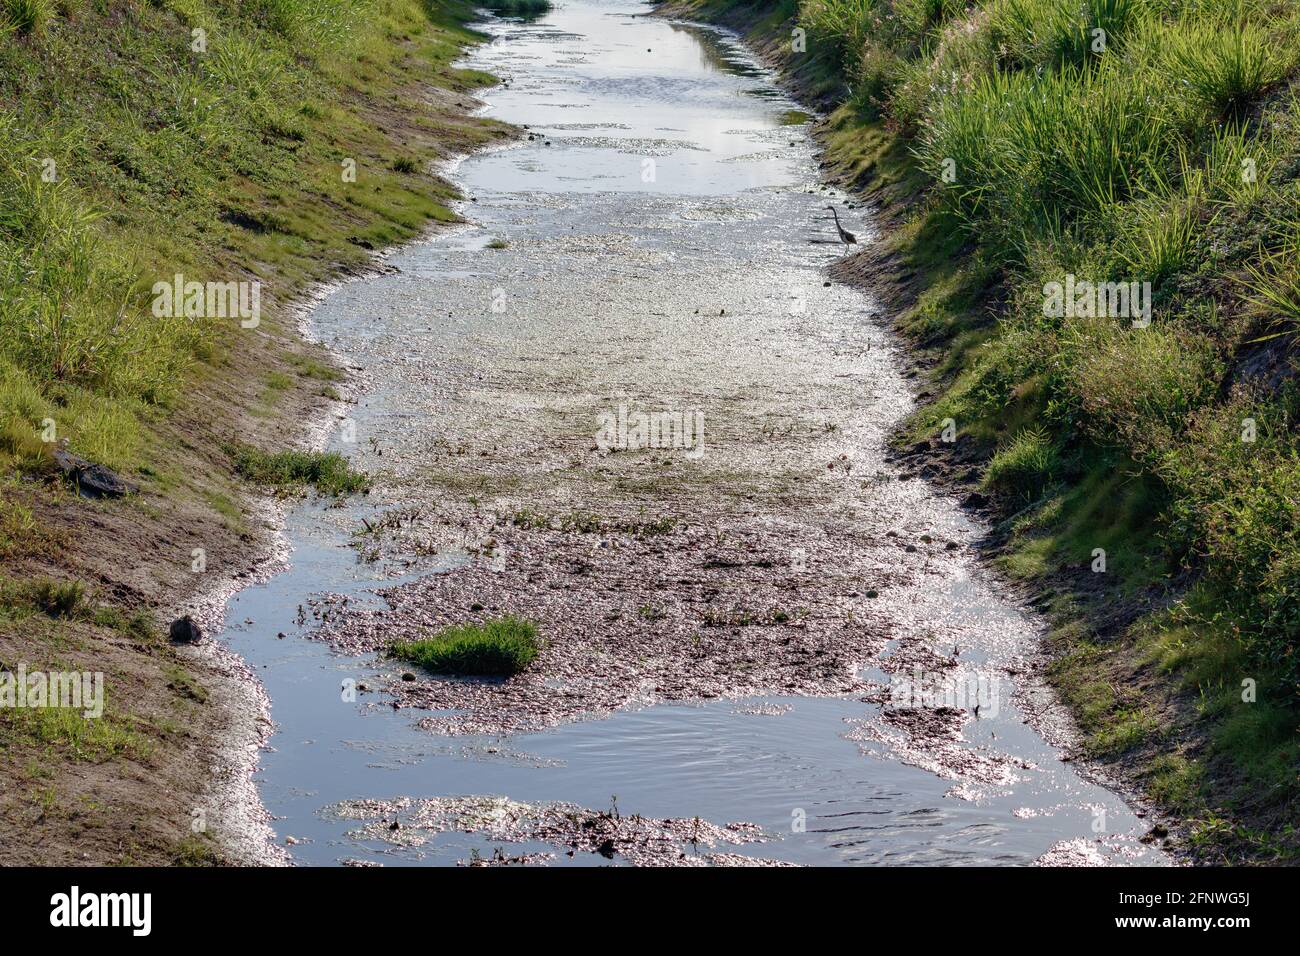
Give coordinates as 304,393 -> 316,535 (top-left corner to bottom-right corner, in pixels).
801,0 -> 883,72
1163,19 -> 1290,115
1243,235 -> 1300,339
917,63 -> 1180,255
982,426 -> 1059,499
989,0 -> 1150,69
391,616 -> 539,676
230,445 -> 369,496
0,576 -> 87,618
2,0 -> 51,34
892,0 -> 962,45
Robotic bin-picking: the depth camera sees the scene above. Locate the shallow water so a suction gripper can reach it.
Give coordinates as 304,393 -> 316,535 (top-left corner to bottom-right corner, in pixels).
216,0 -> 1167,866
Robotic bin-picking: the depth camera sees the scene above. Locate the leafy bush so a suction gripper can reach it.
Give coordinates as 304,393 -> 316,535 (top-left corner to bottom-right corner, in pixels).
1065,321 -> 1221,454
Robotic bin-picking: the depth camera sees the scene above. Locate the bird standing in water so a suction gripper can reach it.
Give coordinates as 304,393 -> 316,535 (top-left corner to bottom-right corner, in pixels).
825,205 -> 857,252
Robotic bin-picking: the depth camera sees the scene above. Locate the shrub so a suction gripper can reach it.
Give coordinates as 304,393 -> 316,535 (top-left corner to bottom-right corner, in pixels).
391,616 -> 539,676
1066,321 -> 1221,455
1159,387 -> 1300,680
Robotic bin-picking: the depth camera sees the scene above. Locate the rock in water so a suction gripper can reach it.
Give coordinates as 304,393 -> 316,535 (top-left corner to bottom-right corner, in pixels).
170,616 -> 203,644
52,443 -> 139,499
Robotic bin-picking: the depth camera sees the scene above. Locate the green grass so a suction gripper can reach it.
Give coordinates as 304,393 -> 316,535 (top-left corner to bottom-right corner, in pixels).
171,834 -> 224,866
391,616 -> 539,675
0,494 -> 51,560
287,354 -> 345,383
0,577 -> 87,619
0,703 -> 150,763
0,0 -> 507,483
230,444 -> 369,496
2,0 -> 51,35
982,426 -> 1058,500
1164,17 -> 1291,115
790,0 -> 1300,683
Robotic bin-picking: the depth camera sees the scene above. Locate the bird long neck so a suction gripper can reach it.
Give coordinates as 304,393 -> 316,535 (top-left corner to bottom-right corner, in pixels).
829,207 -> 841,226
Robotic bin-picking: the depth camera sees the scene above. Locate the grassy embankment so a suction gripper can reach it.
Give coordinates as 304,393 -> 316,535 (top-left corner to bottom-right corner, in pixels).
0,0 -> 517,863
667,0 -> 1300,861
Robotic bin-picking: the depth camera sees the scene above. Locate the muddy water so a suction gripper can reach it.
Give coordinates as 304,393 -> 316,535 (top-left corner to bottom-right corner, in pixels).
215,0 -> 1168,866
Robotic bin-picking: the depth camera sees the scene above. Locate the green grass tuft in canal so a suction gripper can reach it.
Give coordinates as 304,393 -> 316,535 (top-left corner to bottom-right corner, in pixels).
392,616 -> 541,676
